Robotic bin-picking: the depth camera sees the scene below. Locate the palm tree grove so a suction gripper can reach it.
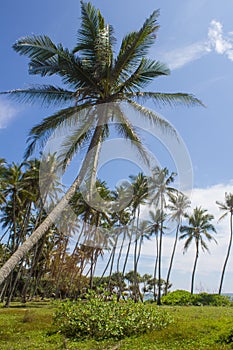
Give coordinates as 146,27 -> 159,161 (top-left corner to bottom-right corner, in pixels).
0,2 -> 233,349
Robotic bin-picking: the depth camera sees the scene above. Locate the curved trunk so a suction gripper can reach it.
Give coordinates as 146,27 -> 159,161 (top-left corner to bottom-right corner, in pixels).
116,229 -> 126,273
133,208 -> 140,302
191,240 -> 199,294
0,119 -> 105,287
219,211 -> 233,294
157,222 -> 163,305
165,222 -> 180,295
157,197 -> 164,306
153,233 -> 158,301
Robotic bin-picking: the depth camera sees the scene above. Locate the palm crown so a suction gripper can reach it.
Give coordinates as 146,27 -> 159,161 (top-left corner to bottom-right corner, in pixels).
4,1 -> 203,166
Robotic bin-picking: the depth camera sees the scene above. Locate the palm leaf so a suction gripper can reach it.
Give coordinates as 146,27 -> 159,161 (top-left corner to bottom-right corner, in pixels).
13,35 -> 100,91
112,10 -> 160,82
111,104 -> 150,167
125,98 -> 177,135
12,35 -> 59,61
74,1 -> 102,57
57,107 -> 97,169
24,102 -> 93,158
1,85 -> 75,107
117,59 -> 170,93
126,91 -> 205,108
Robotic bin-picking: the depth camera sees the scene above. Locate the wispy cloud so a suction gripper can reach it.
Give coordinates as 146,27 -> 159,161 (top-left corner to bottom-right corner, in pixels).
162,41 -> 210,70
0,99 -> 18,128
161,19 -> 233,70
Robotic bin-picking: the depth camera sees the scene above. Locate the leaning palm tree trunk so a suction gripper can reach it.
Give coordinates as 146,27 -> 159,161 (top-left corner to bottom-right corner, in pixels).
191,242 -> 199,294
219,212 -> 233,294
165,222 -> 180,295
0,121 -> 104,286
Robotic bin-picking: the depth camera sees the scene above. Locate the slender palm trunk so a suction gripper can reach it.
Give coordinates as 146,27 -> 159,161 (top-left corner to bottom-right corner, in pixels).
0,119 -> 105,286
165,222 -> 180,295
157,198 -> 163,306
116,229 -> 126,273
153,233 -> 158,301
219,211 -> 233,294
157,222 -> 163,305
122,227 -> 132,277
108,235 -> 119,292
191,241 -> 199,294
132,208 -> 142,302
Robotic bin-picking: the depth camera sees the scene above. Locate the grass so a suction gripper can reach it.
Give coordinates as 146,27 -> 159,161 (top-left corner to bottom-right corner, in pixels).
0,301 -> 233,349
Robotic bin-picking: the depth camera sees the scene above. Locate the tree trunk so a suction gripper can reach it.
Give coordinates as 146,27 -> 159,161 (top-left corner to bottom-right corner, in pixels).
157,224 -> 163,305
165,222 -> 180,295
219,211 -> 233,294
191,241 -> 199,295
153,233 -> 158,301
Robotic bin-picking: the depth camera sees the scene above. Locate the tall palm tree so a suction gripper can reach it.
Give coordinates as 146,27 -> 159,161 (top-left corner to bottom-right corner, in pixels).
180,207 -> 217,294
146,209 -> 166,301
130,172 -> 148,302
0,1 -> 203,286
216,193 -> 233,295
148,167 -> 176,305
165,191 -> 190,295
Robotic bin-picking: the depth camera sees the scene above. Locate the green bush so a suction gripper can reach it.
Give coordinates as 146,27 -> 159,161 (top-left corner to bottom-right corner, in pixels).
54,297 -> 172,340
192,293 -> 231,306
162,290 -> 192,305
162,290 -> 232,306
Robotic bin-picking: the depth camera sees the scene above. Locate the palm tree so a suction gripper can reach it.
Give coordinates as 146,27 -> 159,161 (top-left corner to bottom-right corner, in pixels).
148,167 -> 176,305
165,191 -> 190,295
216,193 -> 233,295
180,207 -> 217,294
130,172 -> 148,302
146,209 -> 166,301
0,1 -> 203,286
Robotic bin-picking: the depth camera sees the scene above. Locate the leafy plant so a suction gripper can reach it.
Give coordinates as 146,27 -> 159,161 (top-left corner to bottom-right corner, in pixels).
161,290 -> 192,305
54,297 -> 172,340
162,290 -> 232,306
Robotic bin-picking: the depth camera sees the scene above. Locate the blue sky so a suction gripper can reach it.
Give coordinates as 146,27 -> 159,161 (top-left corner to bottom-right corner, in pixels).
1,0 -> 233,293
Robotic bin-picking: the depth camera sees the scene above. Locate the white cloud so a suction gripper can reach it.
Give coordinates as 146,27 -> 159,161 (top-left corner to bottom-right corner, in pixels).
0,99 -> 18,128
161,19 -> 233,70
162,41 -> 210,70
208,20 -> 233,60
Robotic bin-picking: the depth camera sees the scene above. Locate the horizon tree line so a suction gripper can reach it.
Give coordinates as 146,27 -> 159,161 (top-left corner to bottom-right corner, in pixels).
0,157 -> 232,306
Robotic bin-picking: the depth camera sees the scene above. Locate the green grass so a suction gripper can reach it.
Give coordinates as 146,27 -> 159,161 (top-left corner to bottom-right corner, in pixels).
0,301 -> 233,349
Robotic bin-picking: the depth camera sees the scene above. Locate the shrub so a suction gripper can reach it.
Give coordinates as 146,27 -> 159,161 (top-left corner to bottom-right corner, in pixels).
54,297 -> 172,340
162,290 -> 232,306
192,293 -> 231,306
162,290 -> 192,305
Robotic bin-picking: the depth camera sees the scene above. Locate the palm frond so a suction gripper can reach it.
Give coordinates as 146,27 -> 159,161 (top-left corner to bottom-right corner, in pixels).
182,235 -> 193,253
111,104 -> 150,167
13,35 -> 100,91
117,59 -> 170,93
24,103 -> 93,158
12,35 -> 58,61
1,85 -> 75,107
125,91 -> 205,108
200,239 -> 209,253
126,98 -> 177,135
112,10 -> 160,81
57,108 -> 97,170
